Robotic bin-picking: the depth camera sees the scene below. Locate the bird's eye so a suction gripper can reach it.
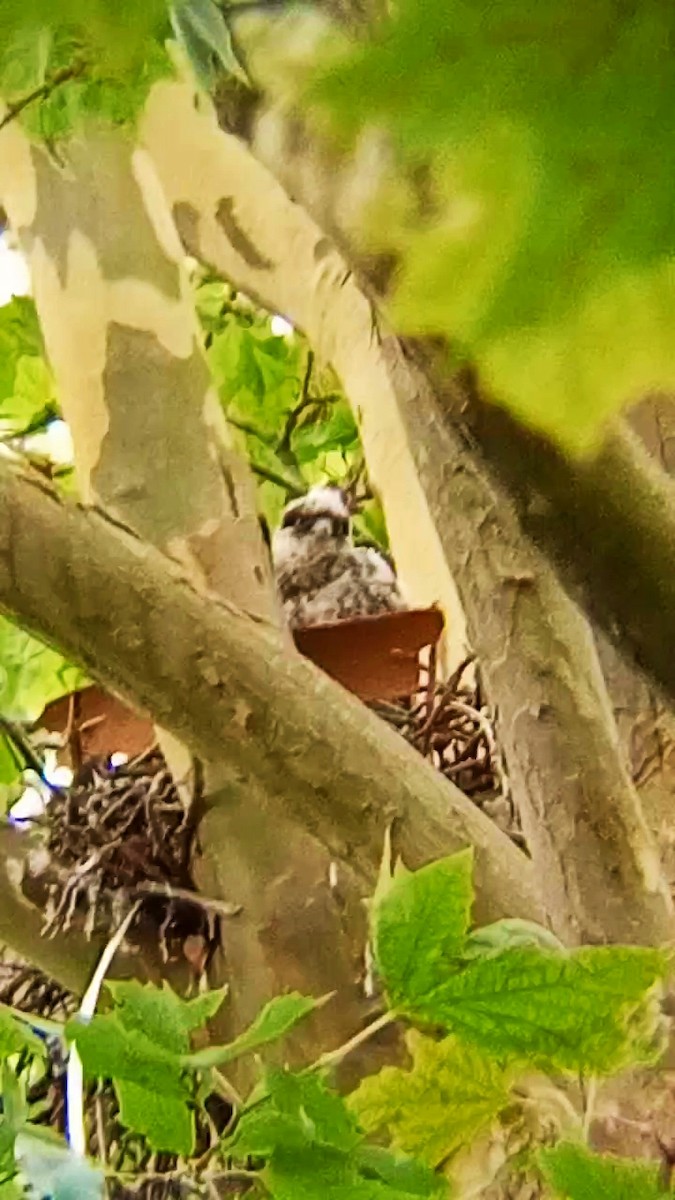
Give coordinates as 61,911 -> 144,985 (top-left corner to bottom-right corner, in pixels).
281,508 -> 303,529
332,517 -> 349,537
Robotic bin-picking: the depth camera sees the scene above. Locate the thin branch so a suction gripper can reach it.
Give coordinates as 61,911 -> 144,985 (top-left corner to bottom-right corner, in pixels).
249,458 -> 304,496
312,1009 -> 396,1071
0,716 -> 64,795
0,62 -> 86,134
226,414 -> 275,445
129,881 -> 242,918
276,349 -> 315,460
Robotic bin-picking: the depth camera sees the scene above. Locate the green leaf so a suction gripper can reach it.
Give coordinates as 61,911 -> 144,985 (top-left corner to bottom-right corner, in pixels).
354,1146 -> 446,1197
2,356 -> 55,431
170,0 -> 247,89
461,918 -> 566,960
372,850 -> 474,1010
106,980 -> 227,1056
0,1119 -> 17,1185
539,1141 -> 670,1200
349,1030 -> 512,1168
310,0 -> 675,453
185,992 -> 321,1069
229,1069 -> 361,1161
291,402 -> 359,465
0,614 -> 87,723
65,1014 -> 186,1094
0,1067 -> 26,1137
0,737 -> 21,794
267,1144 -> 436,1200
0,1006 -> 47,1062
228,1106 -> 311,1159
0,298 -> 45,410
409,945 -> 668,1074
114,1078 -> 194,1157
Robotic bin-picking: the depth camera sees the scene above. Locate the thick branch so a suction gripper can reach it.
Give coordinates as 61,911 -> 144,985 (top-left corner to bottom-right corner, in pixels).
0,462 -> 542,929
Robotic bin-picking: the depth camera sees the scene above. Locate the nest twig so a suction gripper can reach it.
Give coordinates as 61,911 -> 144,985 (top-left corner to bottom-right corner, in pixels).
29,750 -> 221,968
371,656 -> 526,850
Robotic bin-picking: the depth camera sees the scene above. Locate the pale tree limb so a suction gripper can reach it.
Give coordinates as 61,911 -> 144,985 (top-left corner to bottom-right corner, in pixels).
0,462 -> 544,932
140,78 -> 469,676
0,116 -> 381,1072
139,81 -> 673,946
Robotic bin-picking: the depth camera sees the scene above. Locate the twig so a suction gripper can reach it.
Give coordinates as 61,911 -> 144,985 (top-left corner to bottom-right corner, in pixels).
129,881 -> 242,918
66,900 -> 142,1157
0,716 -> 64,795
226,415 -> 275,445
249,459 -> 304,496
276,349 -> 315,459
312,1009 -> 396,1071
0,62 -> 86,134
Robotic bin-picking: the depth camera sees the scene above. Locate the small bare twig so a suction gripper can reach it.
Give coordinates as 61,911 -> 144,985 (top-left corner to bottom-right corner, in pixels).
276,349 -> 315,460
129,882 -> 242,919
249,459 -> 304,496
0,62 -> 86,133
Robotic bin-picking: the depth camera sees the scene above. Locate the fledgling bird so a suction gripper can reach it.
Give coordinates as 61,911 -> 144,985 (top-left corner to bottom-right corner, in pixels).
272,485 -> 406,629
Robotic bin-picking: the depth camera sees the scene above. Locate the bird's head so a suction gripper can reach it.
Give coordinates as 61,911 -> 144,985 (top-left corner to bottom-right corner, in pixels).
272,485 -> 352,567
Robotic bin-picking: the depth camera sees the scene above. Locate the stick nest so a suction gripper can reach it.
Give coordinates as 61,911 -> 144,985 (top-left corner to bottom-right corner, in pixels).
30,750 -> 218,967
371,656 -> 526,850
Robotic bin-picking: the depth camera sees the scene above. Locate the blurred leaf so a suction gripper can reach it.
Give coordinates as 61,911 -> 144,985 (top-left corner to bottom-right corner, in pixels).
0,299 -> 45,412
349,1030 -> 512,1168
65,1013 -> 186,1095
0,614 -> 87,722
372,850 -> 474,1010
408,944 -> 669,1074
0,15 -> 172,140
2,356 -> 56,431
15,1129 -> 104,1200
0,0 -> 168,72
0,737 -> 21,793
229,1068 -> 360,1159
1,1067 -> 26,1135
539,1141 -> 670,1200
267,1143 -> 439,1200
114,1078 -> 194,1157
292,401 -> 359,464
170,0 -> 247,90
185,992 -> 320,1069
354,1146 -> 446,1197
0,1007 -> 47,1062
310,0 -> 675,452
461,918 -> 566,961
106,980 -> 227,1057
67,981 -> 221,1155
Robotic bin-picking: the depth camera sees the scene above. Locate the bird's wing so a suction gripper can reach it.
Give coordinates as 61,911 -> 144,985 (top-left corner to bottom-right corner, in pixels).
352,545 -> 399,585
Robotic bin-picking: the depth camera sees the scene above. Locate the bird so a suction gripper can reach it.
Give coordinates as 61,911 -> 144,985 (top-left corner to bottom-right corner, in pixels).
271,485 -> 406,629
